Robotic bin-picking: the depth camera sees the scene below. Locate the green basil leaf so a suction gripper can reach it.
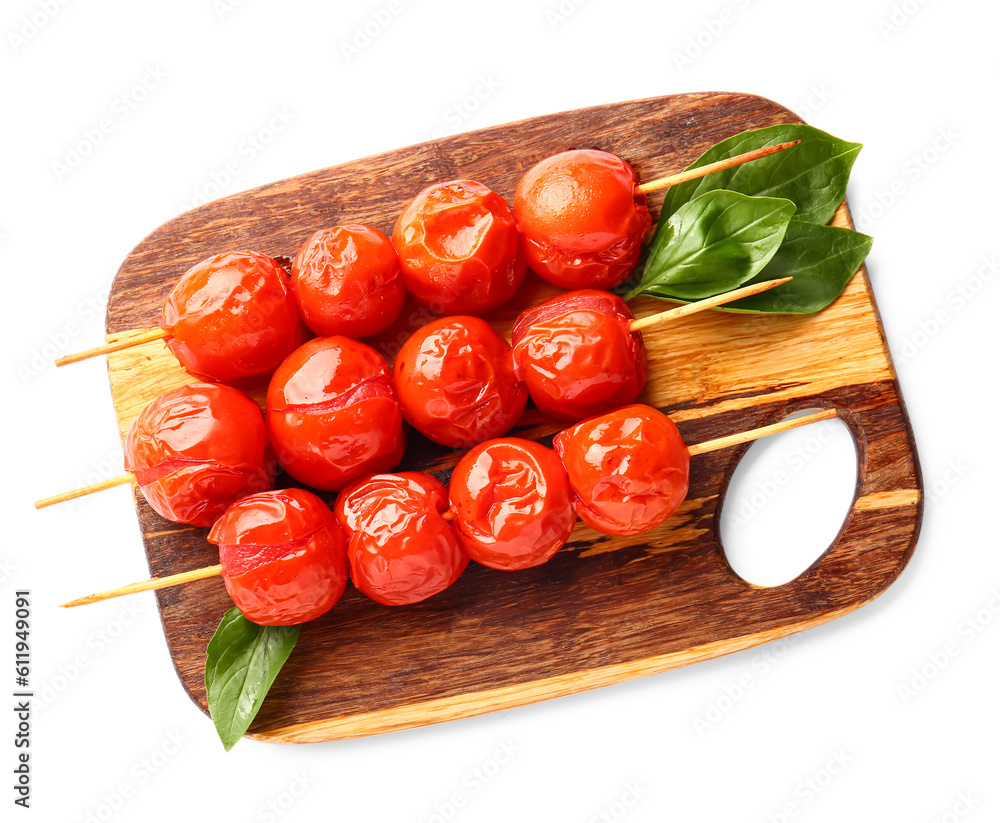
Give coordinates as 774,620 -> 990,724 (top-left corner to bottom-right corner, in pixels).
659,124 -> 862,226
205,607 -> 300,751
704,220 -> 873,314
627,189 -> 796,301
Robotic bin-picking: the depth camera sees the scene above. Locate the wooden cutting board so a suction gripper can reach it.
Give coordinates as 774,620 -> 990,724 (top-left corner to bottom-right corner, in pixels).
103,91 -> 922,743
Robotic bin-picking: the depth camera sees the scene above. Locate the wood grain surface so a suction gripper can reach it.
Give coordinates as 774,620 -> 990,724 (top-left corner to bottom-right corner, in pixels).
103,91 -> 922,743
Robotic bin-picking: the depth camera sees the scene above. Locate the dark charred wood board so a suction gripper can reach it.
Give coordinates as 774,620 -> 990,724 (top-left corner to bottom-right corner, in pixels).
103,91 -> 922,742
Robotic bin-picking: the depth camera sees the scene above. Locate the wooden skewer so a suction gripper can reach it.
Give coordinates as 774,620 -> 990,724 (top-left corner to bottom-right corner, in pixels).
628,277 -> 792,333
59,408 -> 840,609
635,140 -> 801,195
61,564 -> 223,608
34,473 -> 135,509
54,327 -> 171,367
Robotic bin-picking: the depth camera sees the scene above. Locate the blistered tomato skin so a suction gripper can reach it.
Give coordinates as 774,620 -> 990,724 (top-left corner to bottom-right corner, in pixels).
123,383 -> 276,527
552,404 -> 690,537
393,316 -> 527,448
266,337 -> 406,492
291,224 -> 405,338
392,180 -> 527,316
160,250 -> 307,387
208,489 -> 349,626
449,438 -> 575,571
334,472 -> 468,606
511,290 -> 647,422
513,149 -> 651,290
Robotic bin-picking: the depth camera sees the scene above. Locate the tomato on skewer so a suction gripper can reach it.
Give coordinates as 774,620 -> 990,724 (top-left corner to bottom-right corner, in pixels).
553,404 -> 690,537
334,472 -> 469,606
160,250 -> 307,387
511,290 -> 647,422
124,383 -> 276,527
266,337 -> 406,492
513,149 -> 651,290
208,489 -> 349,626
449,438 -> 575,571
393,180 -> 526,315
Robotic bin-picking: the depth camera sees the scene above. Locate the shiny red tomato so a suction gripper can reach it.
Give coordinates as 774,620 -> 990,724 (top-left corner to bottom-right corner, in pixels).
123,383 -> 276,527
511,290 -> 647,421
392,179 -> 526,315
334,472 -> 469,606
290,224 -> 405,338
393,316 -> 527,448
513,149 -> 651,290
208,489 -> 349,626
265,337 -> 406,491
552,404 -> 690,536
449,438 -> 575,570
160,250 -> 307,387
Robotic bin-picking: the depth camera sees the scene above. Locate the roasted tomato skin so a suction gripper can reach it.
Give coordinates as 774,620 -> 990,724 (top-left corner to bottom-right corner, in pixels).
290,224 -> 405,338
553,404 -> 690,537
265,337 -> 406,492
208,489 -> 349,626
393,316 -> 527,448
392,180 -> 527,316
511,290 -> 647,422
160,250 -> 306,387
334,472 -> 469,606
513,149 -> 651,290
449,438 -> 575,571
123,383 -> 276,527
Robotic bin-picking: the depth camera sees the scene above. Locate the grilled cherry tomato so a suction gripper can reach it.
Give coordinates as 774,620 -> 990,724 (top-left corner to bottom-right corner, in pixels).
511,290 -> 647,421
290,224 -> 405,338
449,438 -> 575,570
552,404 -> 690,536
160,250 -> 307,387
208,489 -> 349,626
123,383 -> 276,527
513,149 -> 651,290
392,179 -> 526,315
335,472 -> 469,606
266,337 -> 406,491
393,316 -> 527,448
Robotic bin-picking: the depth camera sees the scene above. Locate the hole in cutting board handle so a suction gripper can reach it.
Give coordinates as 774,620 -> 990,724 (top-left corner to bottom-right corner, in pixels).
719,409 -> 858,588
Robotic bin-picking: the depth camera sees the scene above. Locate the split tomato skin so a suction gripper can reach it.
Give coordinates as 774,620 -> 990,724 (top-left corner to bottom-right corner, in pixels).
392,316 -> 527,448
160,250 -> 307,387
392,179 -> 527,316
511,290 -> 647,422
124,383 -> 276,527
552,404 -> 690,537
291,224 -> 405,338
209,489 -> 349,626
449,438 -> 575,571
334,472 -> 469,606
513,149 -> 651,290
265,337 -> 406,492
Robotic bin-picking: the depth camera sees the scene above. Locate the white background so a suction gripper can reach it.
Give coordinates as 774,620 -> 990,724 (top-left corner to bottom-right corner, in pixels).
3,0 -> 996,821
